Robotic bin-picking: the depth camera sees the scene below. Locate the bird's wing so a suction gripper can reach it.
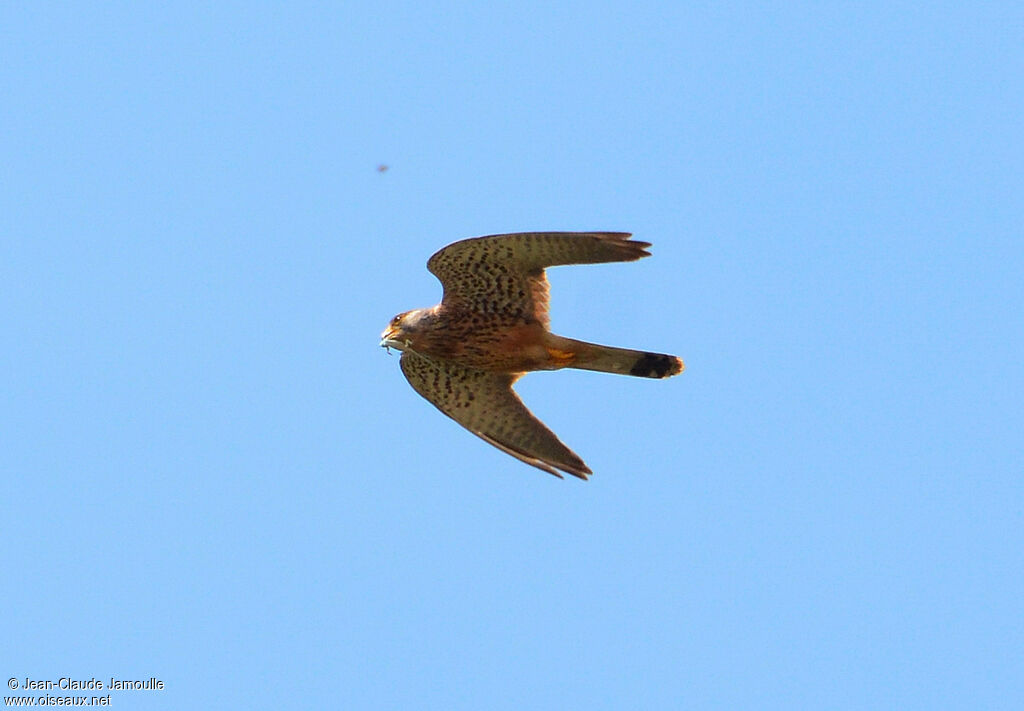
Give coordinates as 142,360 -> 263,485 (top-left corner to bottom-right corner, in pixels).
426,232 -> 651,328
399,351 -> 592,479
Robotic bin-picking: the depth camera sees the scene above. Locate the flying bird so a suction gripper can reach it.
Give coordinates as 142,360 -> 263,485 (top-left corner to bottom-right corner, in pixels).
381,232 -> 684,480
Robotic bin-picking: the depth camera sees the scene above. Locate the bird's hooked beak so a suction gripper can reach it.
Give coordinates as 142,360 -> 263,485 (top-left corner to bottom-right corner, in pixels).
380,324 -> 411,353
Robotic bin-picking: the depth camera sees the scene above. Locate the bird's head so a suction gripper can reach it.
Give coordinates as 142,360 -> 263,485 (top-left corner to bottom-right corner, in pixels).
380,308 -> 432,353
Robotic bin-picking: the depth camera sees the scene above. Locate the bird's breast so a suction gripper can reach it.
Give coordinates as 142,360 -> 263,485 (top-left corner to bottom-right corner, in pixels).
421,318 -> 552,373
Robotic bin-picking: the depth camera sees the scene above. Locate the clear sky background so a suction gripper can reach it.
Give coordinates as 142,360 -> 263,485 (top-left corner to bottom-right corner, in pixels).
3,3 -> 1022,709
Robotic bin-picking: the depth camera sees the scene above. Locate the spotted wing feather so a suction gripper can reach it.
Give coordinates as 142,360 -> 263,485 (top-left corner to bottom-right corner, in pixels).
426,232 -> 651,328
399,351 -> 592,479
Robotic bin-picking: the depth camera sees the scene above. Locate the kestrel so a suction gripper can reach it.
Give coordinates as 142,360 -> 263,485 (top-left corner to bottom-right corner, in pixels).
381,232 -> 684,480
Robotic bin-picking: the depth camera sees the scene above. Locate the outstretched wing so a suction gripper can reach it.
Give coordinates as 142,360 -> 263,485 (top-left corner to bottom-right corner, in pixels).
426,232 -> 651,328
399,351 -> 592,479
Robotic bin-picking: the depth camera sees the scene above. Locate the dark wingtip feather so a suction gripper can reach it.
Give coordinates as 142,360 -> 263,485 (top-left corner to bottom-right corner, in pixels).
608,236 -> 652,261
564,463 -> 592,481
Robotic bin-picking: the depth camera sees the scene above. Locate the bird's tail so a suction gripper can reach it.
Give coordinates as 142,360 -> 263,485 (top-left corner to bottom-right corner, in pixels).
545,335 -> 684,379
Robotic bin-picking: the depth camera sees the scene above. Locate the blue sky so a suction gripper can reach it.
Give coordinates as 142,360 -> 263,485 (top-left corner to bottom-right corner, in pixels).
3,2 -> 1022,709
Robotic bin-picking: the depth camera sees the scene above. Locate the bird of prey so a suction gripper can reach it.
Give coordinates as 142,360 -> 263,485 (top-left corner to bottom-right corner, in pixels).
380,232 -> 684,480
